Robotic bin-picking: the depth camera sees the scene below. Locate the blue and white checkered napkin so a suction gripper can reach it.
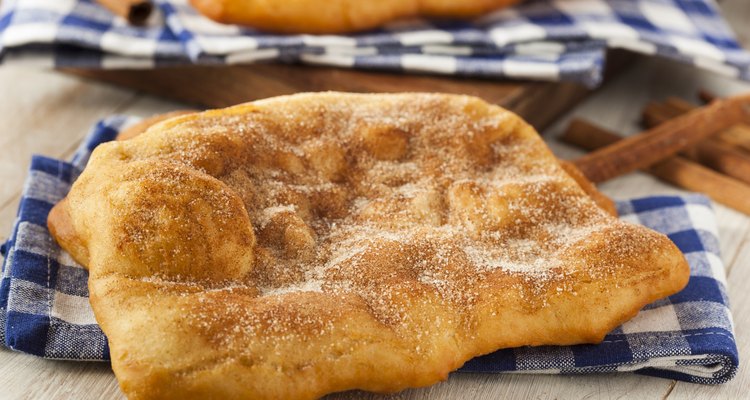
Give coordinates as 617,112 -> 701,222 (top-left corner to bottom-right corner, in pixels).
0,117 -> 739,384
0,0 -> 749,87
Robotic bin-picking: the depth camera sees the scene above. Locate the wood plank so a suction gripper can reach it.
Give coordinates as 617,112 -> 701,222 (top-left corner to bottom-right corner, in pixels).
326,373 -> 674,400
64,63 -> 592,131
0,351 -> 122,400
0,67 -> 133,209
0,197 -> 20,243
63,50 -> 635,143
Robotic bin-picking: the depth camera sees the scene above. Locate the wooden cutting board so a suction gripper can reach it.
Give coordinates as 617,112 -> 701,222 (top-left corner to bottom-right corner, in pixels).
66,53 -> 630,131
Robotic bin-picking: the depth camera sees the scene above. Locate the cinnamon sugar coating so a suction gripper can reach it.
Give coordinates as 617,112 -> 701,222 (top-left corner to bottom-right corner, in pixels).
48,93 -> 689,400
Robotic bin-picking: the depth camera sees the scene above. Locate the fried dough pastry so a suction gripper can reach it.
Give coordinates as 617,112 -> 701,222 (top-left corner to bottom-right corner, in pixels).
48,93 -> 689,400
190,0 -> 522,33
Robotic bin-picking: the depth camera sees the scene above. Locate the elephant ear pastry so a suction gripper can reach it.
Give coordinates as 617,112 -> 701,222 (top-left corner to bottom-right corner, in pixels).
48,92 -> 689,400
189,0 -> 523,33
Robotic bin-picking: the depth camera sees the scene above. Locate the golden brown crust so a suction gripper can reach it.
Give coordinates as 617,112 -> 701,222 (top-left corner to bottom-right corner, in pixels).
117,110 -> 197,141
48,198 -> 90,267
189,0 -> 523,34
48,92 -> 689,400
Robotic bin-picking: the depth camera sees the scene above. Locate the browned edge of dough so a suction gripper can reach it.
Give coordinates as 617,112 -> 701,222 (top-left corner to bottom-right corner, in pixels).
559,160 -> 618,217
48,198 -> 90,267
189,0 -> 523,34
117,110 -> 198,141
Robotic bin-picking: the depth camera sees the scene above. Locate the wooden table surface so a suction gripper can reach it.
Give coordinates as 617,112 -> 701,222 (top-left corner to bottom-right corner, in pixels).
1,1 -> 749,398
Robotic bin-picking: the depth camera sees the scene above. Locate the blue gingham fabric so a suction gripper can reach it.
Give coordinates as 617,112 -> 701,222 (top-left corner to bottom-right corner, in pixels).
0,117 -> 739,384
0,0 -> 749,87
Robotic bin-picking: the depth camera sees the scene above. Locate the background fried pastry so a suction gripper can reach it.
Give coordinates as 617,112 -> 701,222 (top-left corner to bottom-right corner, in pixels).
48,93 -> 689,400
190,0 -> 523,34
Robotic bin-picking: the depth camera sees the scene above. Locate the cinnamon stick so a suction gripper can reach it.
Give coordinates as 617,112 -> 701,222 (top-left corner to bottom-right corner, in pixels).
641,102 -> 679,126
641,101 -> 683,128
645,98 -> 750,154
665,97 -> 694,112
687,141 -> 750,184
643,98 -> 750,152
573,94 -> 750,183
642,100 -> 750,184
714,125 -> 750,153
563,119 -> 750,215
96,0 -> 153,25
